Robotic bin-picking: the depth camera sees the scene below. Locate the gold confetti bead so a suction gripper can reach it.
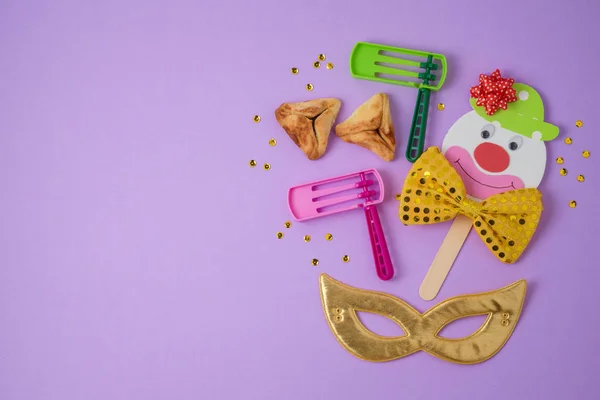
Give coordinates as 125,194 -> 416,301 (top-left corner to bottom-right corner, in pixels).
276,232 -> 284,239
268,138 -> 277,146
249,159 -> 257,167
284,221 -> 292,228
291,67 -> 299,74
437,103 -> 445,111
253,115 -> 261,123
313,61 -> 320,68
583,150 -> 591,158
575,120 -> 583,128
263,163 -> 271,170
304,235 -> 311,242
565,137 -> 573,144
577,175 -> 585,182
325,233 -> 333,241
342,255 -> 350,263
556,157 -> 564,164
318,54 -> 326,61
306,83 -> 313,91
559,168 -> 568,176
326,62 -> 334,70
569,200 -> 577,208
311,258 -> 319,266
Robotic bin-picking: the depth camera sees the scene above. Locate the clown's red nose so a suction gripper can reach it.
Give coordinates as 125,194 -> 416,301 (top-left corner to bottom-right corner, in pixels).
474,142 -> 509,173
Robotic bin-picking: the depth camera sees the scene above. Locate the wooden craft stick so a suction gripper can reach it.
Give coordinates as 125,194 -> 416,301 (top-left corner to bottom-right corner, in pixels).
419,215 -> 473,301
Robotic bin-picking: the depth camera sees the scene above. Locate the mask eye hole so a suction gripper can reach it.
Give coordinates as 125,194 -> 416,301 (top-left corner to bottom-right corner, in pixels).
508,135 -> 523,151
435,314 -> 491,339
481,124 -> 495,139
356,311 -> 407,337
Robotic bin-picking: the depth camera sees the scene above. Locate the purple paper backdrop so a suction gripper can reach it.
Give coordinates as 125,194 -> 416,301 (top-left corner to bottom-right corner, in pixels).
1,0 -> 599,399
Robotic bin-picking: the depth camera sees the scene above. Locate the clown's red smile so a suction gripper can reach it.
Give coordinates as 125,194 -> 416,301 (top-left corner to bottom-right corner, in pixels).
445,145 -> 525,200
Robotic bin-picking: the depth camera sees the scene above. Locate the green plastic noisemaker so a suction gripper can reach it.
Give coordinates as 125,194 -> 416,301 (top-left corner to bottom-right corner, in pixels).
349,42 -> 447,162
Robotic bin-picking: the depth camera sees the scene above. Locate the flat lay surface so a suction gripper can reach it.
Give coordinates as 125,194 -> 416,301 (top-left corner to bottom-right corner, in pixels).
1,0 -> 599,399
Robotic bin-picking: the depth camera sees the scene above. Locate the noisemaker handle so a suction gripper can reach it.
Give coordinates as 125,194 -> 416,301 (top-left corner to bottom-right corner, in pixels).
405,87 -> 431,163
419,215 -> 472,300
364,205 -> 394,280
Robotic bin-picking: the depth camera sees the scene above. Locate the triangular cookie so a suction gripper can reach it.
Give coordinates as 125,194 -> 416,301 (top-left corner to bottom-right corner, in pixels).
335,93 -> 395,161
275,98 -> 341,160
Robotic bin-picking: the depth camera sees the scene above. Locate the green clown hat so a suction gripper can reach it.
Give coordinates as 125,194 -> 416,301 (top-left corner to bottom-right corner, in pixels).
470,83 -> 559,141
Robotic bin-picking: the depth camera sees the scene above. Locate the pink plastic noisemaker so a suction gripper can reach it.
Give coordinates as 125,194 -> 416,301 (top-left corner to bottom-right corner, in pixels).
287,169 -> 394,280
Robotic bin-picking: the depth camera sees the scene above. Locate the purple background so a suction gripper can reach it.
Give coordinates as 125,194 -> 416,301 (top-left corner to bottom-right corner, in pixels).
1,1 -> 599,399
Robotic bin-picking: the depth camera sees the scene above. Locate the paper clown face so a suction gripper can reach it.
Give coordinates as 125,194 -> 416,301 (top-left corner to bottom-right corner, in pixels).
442,83 -> 559,200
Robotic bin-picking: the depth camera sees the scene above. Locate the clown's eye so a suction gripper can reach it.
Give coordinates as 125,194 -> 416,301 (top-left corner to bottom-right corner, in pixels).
508,136 -> 523,151
480,124 -> 495,139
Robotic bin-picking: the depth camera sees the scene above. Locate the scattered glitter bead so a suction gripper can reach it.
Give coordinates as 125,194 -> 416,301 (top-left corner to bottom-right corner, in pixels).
304,235 -> 311,242
565,137 -> 573,145
583,150 -> 590,158
249,159 -> 257,167
276,232 -> 284,239
437,103 -> 445,111
575,120 -> 583,128
284,221 -> 292,228
306,83 -> 313,91
556,157 -> 564,164
325,233 -> 333,241
263,163 -> 271,170
269,138 -> 277,146
253,115 -> 261,123
326,62 -> 334,70
342,255 -> 350,263
569,200 -> 577,208
560,168 -> 568,176
311,258 -> 319,266
318,54 -> 326,61
291,67 -> 299,74
313,61 -> 320,68
577,175 -> 585,182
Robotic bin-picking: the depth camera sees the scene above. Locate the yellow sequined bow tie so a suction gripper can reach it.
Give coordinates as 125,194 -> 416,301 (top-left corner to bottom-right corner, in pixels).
398,146 -> 543,263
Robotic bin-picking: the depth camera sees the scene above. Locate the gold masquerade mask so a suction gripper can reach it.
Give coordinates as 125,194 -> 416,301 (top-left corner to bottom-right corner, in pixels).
320,274 -> 526,364
398,146 -> 543,263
